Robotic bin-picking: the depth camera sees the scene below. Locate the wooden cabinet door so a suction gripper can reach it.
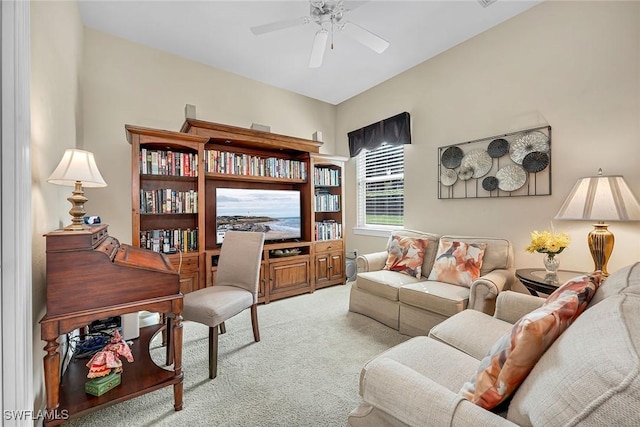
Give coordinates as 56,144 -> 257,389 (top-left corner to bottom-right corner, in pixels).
268,257 -> 310,300
315,253 -> 331,287
315,251 -> 344,289
179,270 -> 198,294
169,253 -> 200,294
259,262 -> 267,300
328,252 -> 344,282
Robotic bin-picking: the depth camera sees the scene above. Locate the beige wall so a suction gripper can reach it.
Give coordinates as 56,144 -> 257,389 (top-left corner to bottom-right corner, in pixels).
337,0 -> 640,274
81,29 -> 336,242
30,0 -> 85,412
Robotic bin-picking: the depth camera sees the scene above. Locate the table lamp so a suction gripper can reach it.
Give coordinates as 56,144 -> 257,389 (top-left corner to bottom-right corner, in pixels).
47,149 -> 107,231
554,168 -> 640,276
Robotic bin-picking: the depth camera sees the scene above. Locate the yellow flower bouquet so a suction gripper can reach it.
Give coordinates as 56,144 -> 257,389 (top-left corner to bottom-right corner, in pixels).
525,230 -> 570,257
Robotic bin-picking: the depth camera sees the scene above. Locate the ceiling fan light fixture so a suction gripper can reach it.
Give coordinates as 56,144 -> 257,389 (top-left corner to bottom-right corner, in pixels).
309,29 -> 329,68
477,0 -> 498,7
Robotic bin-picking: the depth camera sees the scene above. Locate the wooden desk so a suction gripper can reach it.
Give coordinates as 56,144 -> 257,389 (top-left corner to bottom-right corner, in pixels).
516,268 -> 585,296
41,226 -> 183,425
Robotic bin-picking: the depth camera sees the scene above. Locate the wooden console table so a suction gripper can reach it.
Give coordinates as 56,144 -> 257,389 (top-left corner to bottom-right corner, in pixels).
41,225 -> 183,425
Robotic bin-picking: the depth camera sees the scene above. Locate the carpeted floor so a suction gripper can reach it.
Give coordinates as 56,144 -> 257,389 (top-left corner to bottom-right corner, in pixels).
66,282 -> 410,426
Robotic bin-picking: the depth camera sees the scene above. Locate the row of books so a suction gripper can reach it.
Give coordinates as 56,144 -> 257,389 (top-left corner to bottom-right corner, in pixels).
139,148 -> 198,177
315,221 -> 342,241
314,167 -> 340,187
139,189 -> 198,214
140,228 -> 198,253
204,150 -> 307,180
315,193 -> 340,212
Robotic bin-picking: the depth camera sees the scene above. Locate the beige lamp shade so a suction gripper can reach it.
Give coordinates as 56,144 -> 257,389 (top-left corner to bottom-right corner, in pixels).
554,170 -> 640,222
48,149 -> 107,187
554,169 -> 640,275
48,149 -> 107,230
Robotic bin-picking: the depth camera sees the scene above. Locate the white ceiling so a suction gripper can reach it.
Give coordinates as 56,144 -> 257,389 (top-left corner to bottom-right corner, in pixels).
78,0 -> 542,105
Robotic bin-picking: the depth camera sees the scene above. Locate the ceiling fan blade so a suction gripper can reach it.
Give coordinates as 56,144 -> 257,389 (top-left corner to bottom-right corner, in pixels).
250,17 -> 308,35
340,21 -> 389,54
309,29 -> 329,68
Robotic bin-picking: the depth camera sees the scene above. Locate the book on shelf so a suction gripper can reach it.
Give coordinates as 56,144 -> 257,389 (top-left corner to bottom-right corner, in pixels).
204,149 -> 307,180
314,191 -> 340,212
315,220 -> 342,241
140,148 -> 198,177
140,228 -> 198,253
139,189 -> 198,214
314,167 -> 340,187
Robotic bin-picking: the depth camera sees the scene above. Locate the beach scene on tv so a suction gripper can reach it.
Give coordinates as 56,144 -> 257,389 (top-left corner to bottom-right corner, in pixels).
216,188 -> 301,244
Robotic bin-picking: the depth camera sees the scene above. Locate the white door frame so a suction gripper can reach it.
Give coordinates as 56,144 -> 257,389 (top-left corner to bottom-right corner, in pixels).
2,0 -> 34,423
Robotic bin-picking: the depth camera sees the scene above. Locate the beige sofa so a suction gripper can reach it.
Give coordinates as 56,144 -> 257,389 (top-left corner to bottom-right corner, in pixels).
349,230 -> 521,336
347,262 -> 640,426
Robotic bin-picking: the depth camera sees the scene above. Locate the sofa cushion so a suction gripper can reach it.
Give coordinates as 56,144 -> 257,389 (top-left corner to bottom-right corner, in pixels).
460,273 -> 602,410
427,240 -> 487,288
429,309 -> 513,361
386,230 -> 440,279
383,235 -> 430,278
440,235 -> 514,276
508,264 -> 640,425
360,336 -> 480,396
357,270 -> 422,301
399,281 -> 469,317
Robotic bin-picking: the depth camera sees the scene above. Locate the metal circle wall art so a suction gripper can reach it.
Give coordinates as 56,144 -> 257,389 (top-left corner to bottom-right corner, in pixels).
440,146 -> 464,169
440,168 -> 458,186
510,131 -> 550,164
482,176 -> 499,191
461,149 -> 492,178
437,125 -> 551,199
496,165 -> 527,191
522,151 -> 549,173
487,138 -> 509,158
458,166 -> 474,181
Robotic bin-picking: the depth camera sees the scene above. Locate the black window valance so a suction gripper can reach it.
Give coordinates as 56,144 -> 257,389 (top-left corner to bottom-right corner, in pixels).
347,112 -> 411,157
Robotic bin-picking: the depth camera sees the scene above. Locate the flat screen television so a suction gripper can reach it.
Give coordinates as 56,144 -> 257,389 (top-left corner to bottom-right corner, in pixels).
216,188 -> 302,244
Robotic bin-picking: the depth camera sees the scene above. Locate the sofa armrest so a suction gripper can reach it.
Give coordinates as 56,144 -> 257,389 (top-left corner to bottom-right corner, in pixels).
361,357 -> 516,427
493,290 -> 545,324
356,251 -> 388,273
468,269 -> 516,315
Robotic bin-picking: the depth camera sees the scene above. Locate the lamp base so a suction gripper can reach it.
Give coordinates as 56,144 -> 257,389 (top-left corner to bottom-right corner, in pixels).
63,181 -> 90,231
587,222 -> 614,277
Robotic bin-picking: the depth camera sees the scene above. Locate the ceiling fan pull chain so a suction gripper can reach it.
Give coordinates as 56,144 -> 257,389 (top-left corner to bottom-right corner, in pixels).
331,21 -> 334,50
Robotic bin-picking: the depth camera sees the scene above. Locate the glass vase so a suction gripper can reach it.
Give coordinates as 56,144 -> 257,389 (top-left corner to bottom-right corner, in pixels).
543,253 -> 560,275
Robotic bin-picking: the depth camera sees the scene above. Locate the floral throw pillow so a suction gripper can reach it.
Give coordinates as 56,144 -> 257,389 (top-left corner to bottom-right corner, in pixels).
459,272 -> 602,410
427,241 -> 487,287
383,236 -> 430,278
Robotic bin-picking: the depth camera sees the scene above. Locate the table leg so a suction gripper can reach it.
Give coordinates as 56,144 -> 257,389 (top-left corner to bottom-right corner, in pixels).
172,313 -> 183,411
43,338 -> 61,423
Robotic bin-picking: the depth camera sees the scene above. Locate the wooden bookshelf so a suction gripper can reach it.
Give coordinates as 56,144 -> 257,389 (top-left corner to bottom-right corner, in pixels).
128,119 -> 347,302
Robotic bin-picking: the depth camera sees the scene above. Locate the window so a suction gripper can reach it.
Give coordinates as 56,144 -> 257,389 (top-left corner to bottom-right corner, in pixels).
356,143 -> 404,229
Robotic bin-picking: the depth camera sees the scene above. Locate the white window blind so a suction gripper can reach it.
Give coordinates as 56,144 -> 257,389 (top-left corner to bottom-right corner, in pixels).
356,143 -> 404,227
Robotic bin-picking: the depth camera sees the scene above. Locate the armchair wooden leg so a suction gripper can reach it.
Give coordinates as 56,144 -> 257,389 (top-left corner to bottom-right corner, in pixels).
251,304 -> 260,342
219,322 -> 226,335
208,326 -> 218,379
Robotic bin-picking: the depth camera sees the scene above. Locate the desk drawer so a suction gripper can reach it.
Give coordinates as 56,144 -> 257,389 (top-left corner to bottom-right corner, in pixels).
315,240 -> 343,253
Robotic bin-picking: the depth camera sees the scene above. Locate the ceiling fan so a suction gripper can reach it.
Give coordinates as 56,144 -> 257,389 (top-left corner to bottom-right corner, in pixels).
250,0 -> 390,68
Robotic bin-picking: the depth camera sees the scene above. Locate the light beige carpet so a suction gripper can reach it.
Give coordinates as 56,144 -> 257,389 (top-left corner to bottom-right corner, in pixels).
66,283 -> 409,426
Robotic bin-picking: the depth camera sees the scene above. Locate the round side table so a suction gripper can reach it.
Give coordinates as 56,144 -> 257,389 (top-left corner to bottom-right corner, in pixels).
515,268 -> 585,296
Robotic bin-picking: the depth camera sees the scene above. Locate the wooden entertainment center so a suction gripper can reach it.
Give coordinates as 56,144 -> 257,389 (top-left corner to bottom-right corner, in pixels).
128,118 -> 347,302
